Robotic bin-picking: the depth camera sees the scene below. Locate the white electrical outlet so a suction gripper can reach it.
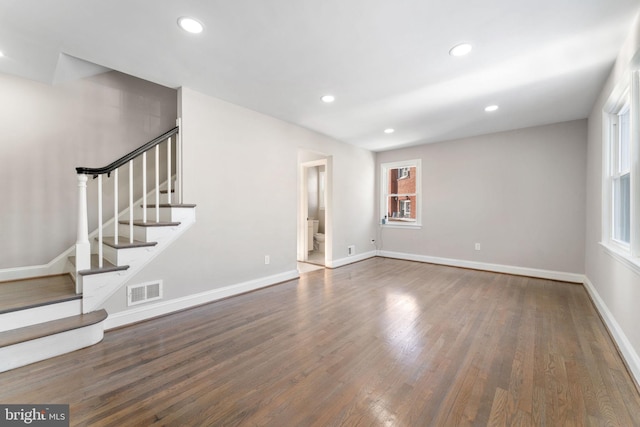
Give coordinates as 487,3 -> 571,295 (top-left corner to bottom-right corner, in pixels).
347,245 -> 355,256
475,243 -> 481,251
264,255 -> 270,264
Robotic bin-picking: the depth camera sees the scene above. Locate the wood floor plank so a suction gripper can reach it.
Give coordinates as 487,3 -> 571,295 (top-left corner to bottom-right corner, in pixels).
1,258 -> 639,426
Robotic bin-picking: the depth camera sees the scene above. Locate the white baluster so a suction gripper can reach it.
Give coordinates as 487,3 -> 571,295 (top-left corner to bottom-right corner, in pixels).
155,145 -> 160,222
167,137 -> 172,204
98,174 -> 103,268
142,152 -> 147,223
114,168 -> 119,245
75,174 -> 90,290
129,160 -> 134,243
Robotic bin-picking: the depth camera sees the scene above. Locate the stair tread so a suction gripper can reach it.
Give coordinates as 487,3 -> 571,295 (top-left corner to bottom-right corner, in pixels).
0,309 -> 107,348
78,264 -> 129,276
0,274 -> 79,314
99,237 -> 157,249
69,254 -> 116,269
140,203 -> 197,208
69,255 -> 130,276
118,220 -> 181,227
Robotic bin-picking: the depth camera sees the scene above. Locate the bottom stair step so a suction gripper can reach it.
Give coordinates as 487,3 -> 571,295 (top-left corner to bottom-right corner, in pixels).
0,309 -> 108,373
0,309 -> 107,348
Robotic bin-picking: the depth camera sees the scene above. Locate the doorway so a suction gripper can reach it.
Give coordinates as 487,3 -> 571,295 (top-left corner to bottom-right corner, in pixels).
297,155 -> 332,268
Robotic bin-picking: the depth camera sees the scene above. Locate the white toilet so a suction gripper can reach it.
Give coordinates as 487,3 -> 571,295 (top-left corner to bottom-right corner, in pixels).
314,232 -> 325,253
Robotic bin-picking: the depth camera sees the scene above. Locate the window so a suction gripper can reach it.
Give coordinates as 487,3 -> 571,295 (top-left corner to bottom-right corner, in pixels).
603,71 -> 639,269
612,104 -> 631,245
381,159 -> 421,226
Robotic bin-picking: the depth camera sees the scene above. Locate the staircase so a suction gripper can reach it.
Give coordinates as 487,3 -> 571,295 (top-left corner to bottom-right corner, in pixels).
0,124 -> 196,373
78,202 -> 196,313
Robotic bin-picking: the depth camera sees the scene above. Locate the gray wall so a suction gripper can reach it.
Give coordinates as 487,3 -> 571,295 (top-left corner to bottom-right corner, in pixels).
376,120 -> 587,274
585,14 -> 640,360
0,71 -> 177,268
102,87 -> 376,313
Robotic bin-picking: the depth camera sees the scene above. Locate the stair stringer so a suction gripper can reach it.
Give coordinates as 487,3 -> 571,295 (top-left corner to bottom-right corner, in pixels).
80,208 -> 195,313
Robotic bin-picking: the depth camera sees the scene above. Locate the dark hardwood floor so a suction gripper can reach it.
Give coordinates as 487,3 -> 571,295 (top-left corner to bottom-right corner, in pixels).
1,258 -> 639,426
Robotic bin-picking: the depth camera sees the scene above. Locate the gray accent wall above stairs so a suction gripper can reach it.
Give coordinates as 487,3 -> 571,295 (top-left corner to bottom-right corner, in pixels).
0,71 -> 177,269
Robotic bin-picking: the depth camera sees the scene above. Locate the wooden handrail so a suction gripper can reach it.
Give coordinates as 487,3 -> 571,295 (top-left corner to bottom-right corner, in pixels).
75,127 -> 179,177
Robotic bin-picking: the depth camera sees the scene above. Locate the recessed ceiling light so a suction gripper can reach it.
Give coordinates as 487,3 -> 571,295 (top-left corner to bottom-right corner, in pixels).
449,43 -> 472,57
321,95 -> 335,103
384,128 -> 395,134
0,51 -> 4,58
178,17 -> 204,34
484,105 -> 499,112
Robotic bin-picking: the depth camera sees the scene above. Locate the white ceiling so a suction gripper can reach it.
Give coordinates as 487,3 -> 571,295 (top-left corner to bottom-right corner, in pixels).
0,0 -> 638,151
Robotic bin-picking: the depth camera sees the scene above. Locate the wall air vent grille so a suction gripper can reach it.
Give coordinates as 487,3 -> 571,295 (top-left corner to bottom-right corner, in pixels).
127,281 -> 163,306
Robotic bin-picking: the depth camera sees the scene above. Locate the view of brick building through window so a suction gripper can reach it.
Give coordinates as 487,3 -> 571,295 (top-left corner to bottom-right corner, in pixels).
387,166 -> 417,222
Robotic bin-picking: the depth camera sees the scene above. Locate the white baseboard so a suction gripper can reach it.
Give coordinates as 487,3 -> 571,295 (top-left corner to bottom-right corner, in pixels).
327,250 -> 377,269
0,249 -> 72,282
104,270 -> 300,330
377,250 -> 585,283
583,276 -> 640,388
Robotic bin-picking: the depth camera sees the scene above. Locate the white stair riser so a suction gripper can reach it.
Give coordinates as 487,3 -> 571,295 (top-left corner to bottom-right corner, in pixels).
0,300 -> 82,332
103,245 -> 156,266
146,207 -> 195,222
0,322 -> 104,373
117,224 -> 178,242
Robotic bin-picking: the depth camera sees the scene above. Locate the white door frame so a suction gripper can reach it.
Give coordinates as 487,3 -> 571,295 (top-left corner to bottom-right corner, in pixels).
297,158 -> 332,265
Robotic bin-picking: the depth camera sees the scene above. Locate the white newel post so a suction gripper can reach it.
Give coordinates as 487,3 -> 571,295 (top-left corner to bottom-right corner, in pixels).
75,174 -> 91,293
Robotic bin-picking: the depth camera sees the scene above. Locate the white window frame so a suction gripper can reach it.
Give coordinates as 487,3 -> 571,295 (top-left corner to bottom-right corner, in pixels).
611,103 -> 631,247
601,70 -> 640,273
380,159 -> 421,229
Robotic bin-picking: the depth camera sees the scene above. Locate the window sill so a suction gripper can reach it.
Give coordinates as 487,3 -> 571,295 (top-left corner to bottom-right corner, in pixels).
381,223 -> 422,230
599,242 -> 640,276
